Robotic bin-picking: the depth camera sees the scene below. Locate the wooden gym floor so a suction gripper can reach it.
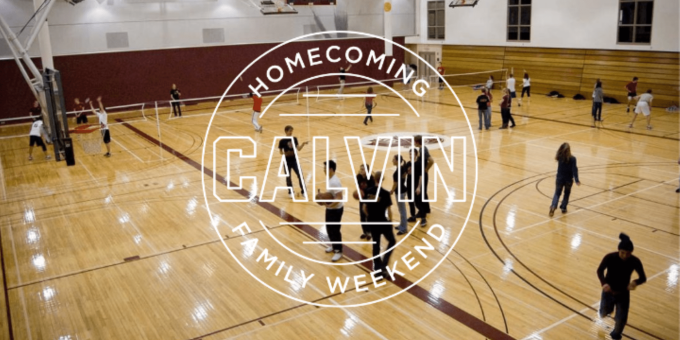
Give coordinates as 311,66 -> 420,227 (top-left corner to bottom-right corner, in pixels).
0,83 -> 678,340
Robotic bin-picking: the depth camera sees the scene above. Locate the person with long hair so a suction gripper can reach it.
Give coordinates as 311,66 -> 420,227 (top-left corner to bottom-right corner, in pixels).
519,72 -> 530,106
550,143 -> 581,216
485,75 -> 495,92
499,88 -> 516,129
390,154 -> 408,235
592,80 -> 604,127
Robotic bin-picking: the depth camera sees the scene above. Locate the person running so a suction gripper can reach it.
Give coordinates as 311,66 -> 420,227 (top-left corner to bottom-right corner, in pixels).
249,93 -> 263,133
170,84 -> 182,117
74,98 -> 88,125
437,62 -> 445,90
628,89 -> 653,130
356,164 -> 374,240
390,155 -> 408,235
363,87 -> 375,125
89,96 -> 112,157
592,80 -> 604,127
549,142 -> 580,217
28,100 -> 41,118
625,77 -> 638,113
506,74 -> 517,106
28,116 -> 51,161
278,125 -> 308,197
317,160 -> 344,262
519,72 -> 530,106
337,64 -> 352,95
485,75 -> 495,93
414,136 -> 433,226
499,88 -> 516,129
363,171 -> 395,275
597,233 -> 647,340
476,88 -> 490,130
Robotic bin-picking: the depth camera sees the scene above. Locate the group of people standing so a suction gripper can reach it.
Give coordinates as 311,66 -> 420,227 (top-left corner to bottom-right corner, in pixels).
476,73 -> 529,130
308,135 -> 434,273
591,77 -> 654,129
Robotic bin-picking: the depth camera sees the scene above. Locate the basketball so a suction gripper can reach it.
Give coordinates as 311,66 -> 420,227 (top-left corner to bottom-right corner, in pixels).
352,190 -> 361,200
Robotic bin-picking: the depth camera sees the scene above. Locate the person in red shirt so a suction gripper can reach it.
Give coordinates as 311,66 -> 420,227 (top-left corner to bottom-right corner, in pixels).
74,98 -> 88,125
249,93 -> 263,133
625,77 -> 638,113
363,87 -> 376,125
436,62 -> 445,90
499,88 -> 516,129
28,100 -> 41,118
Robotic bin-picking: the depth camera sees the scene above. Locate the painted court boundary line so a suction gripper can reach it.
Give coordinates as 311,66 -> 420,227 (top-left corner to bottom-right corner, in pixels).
117,119 -> 515,340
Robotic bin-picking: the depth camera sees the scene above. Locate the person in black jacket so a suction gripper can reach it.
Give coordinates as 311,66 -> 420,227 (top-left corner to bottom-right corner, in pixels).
363,171 -> 395,275
550,143 -> 581,216
170,84 -> 182,117
597,233 -> 646,340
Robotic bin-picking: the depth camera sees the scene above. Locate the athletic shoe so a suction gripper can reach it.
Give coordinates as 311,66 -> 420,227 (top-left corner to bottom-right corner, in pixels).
420,219 -> 427,227
549,206 -> 555,217
407,217 -> 416,223
360,234 -> 367,239
628,124 -> 633,128
105,153 -> 111,157
675,188 -> 679,193
28,155 -> 33,161
561,208 -> 567,214
331,252 -> 342,262
325,246 -> 334,253
646,125 -> 652,130
259,126 -> 264,133
397,230 -> 407,236
45,155 -> 51,160
510,125 -> 516,128
518,103 -> 521,107
627,107 -> 630,113
499,126 -> 507,129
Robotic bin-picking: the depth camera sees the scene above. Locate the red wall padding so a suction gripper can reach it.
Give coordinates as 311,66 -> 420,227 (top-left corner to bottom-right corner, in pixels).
0,37 -> 405,120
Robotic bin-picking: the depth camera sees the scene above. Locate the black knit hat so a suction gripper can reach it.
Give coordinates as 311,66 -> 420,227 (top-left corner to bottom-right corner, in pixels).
618,233 -> 634,251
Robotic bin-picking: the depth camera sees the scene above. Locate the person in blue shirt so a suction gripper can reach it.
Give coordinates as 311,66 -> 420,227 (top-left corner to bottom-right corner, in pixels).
550,142 -> 581,216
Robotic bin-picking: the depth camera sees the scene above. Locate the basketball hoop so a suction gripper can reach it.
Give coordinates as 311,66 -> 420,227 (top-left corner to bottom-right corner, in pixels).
449,0 -> 478,8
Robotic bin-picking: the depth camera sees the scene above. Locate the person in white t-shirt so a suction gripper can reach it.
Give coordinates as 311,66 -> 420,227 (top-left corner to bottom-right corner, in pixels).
316,160 -> 345,262
519,72 -> 531,106
628,89 -> 654,130
89,96 -> 112,157
506,74 -> 517,106
28,117 -> 51,161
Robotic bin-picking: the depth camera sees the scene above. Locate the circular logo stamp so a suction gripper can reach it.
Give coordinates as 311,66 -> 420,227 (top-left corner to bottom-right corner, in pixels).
202,31 -> 478,307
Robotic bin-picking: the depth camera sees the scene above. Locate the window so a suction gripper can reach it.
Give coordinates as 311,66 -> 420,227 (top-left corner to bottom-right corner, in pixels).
618,0 -> 653,44
427,1 -> 445,40
507,0 -> 531,42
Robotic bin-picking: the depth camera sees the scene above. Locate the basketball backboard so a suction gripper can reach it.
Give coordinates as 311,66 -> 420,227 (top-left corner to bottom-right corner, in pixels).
449,0 -> 479,8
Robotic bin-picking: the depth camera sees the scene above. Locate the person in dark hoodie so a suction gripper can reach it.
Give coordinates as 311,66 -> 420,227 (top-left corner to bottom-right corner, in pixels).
597,233 -> 646,340
549,142 -> 581,217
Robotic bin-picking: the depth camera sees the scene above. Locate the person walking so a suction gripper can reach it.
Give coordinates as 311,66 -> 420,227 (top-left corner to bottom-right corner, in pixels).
549,142 -> 581,217
597,233 -> 647,340
592,80 -> 604,127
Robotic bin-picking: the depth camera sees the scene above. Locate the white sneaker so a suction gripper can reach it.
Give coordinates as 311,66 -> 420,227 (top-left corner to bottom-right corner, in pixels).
331,252 -> 342,262
28,155 -> 33,161
45,155 -> 51,160
325,246 -> 333,253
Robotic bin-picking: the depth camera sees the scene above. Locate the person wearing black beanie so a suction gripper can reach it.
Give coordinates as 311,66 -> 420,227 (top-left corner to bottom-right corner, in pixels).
596,233 -> 647,340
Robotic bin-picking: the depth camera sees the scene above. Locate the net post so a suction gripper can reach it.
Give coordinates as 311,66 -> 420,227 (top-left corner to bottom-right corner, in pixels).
306,86 -> 311,142
141,103 -> 146,121
155,100 -> 161,141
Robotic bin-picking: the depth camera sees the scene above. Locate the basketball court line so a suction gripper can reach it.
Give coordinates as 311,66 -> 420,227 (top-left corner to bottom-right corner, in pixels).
0,156 -> 6,201
279,113 -> 400,117
112,138 -> 144,163
118,119 -> 516,340
483,174 -> 667,340
521,267 -> 673,340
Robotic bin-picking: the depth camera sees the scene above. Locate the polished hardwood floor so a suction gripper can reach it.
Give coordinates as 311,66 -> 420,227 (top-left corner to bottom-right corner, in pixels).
0,83 -> 677,340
